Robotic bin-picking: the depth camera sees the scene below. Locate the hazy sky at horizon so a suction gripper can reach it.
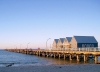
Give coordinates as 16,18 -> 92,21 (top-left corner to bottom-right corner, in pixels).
0,0 -> 100,49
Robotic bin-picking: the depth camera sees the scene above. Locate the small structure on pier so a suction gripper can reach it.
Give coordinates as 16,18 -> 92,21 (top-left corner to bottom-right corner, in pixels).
52,39 -> 59,48
52,35 -> 98,48
58,38 -> 65,48
63,37 -> 72,48
70,36 -> 98,48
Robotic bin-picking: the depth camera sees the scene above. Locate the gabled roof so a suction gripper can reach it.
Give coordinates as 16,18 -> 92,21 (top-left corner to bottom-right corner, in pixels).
54,39 -> 59,43
59,38 -> 65,43
66,37 -> 72,42
74,36 -> 98,43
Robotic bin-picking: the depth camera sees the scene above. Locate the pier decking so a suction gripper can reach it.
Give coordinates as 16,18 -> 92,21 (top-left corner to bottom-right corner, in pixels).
5,48 -> 100,64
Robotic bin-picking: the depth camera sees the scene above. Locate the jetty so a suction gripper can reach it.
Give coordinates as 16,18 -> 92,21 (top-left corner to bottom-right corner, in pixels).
5,48 -> 100,63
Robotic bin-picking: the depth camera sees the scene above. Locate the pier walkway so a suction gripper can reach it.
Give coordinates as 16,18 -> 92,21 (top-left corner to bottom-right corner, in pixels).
5,48 -> 100,64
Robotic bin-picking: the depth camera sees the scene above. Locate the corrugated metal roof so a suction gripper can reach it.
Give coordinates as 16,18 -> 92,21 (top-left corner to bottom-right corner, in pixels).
54,39 -> 59,43
66,37 -> 72,42
74,36 -> 98,43
59,38 -> 65,43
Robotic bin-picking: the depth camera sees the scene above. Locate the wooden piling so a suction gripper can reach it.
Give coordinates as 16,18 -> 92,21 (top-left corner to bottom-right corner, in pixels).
77,55 -> 79,61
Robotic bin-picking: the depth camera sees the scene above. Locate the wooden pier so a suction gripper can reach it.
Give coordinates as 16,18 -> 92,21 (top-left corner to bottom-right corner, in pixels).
5,48 -> 100,64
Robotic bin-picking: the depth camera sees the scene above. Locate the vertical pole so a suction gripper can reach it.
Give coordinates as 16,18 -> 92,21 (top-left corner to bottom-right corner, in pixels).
51,53 -> 52,57
64,54 -> 66,60
54,54 -> 55,58
46,38 -> 51,49
27,42 -> 30,54
94,55 -> 98,64
39,51 -> 40,56
69,54 -> 72,61
77,55 -> 79,62
27,42 -> 30,49
84,54 -> 87,62
59,54 -> 60,59
46,52 -> 48,57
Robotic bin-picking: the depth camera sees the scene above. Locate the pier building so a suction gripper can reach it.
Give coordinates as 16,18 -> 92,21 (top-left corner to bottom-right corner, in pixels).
53,36 -> 98,48
70,36 -> 98,48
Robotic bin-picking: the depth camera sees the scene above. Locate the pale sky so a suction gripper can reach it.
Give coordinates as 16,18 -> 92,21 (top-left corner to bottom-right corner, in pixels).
0,0 -> 100,49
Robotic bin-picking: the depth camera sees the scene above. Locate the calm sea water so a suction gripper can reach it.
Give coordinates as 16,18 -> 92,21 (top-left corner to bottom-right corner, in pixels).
0,50 -> 100,67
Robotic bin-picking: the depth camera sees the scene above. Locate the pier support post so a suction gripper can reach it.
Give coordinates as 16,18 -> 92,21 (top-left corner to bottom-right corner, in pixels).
42,53 -> 44,57
84,54 -> 87,62
54,54 -> 55,58
69,54 -> 72,61
50,54 -> 52,57
59,54 -> 60,59
26,50 -> 28,54
47,55 -> 48,57
94,55 -> 98,64
77,55 -> 79,62
64,54 -> 66,60
38,51 -> 40,56
46,52 -> 49,57
51,53 -> 52,57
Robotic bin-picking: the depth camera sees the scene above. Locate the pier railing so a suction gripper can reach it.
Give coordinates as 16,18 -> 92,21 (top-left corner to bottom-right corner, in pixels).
6,47 -> 100,52
45,48 -> 100,52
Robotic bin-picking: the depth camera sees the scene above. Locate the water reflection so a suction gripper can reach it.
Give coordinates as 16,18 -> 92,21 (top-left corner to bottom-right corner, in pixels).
37,56 -> 97,65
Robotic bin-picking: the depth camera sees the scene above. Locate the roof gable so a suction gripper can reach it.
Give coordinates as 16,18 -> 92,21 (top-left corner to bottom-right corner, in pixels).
66,37 -> 72,42
59,38 -> 65,43
74,36 -> 98,43
54,39 -> 59,43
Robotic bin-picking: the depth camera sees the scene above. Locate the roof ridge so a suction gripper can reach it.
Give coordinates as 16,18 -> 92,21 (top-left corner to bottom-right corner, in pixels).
74,36 -> 98,43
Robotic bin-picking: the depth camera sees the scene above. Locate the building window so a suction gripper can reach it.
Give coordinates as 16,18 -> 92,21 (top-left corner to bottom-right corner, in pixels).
86,44 -> 90,47
82,44 -> 85,47
91,44 -> 94,47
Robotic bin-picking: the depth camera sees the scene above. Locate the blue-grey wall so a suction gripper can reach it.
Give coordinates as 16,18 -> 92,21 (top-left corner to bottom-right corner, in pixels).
77,43 -> 98,48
